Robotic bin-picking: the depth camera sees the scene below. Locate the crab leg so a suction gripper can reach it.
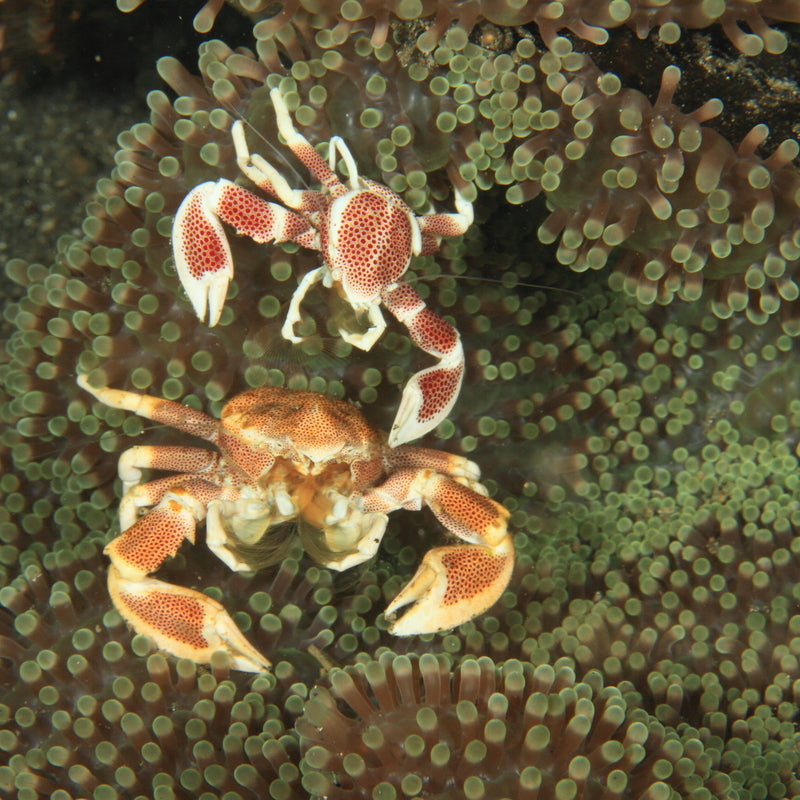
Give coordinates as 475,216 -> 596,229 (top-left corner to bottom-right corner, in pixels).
107,485 -> 270,672
281,265 -> 327,343
334,300 -> 387,351
78,374 -> 220,442
382,284 -> 464,446
232,119 -> 328,210
118,445 -> 219,494
109,565 -> 270,673
387,444 -> 481,484
269,87 -> 344,194
119,471 -> 215,530
418,183 -> 474,246
361,469 -> 513,635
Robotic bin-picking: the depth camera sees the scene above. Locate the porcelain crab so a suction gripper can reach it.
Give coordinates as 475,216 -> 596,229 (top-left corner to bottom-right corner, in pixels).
77,375 -> 513,672
172,87 -> 474,447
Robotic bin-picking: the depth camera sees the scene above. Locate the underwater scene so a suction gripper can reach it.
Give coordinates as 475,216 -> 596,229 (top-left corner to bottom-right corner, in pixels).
2,1 -> 800,798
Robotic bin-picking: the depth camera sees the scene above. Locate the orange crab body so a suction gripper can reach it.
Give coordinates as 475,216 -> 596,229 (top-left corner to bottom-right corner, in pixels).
78,376 -> 513,672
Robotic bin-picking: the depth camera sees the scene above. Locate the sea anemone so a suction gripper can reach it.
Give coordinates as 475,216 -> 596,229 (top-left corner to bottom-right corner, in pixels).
296,652 -> 732,799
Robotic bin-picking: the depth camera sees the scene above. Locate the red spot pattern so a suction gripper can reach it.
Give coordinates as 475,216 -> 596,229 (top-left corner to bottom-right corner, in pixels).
384,282 -> 421,313
440,548 -> 508,606
360,468 -> 419,514
420,213 -> 469,238
177,478 -> 226,505
111,502 -> 193,573
145,398 -> 218,441
408,308 -> 458,356
351,458 -> 384,491
417,366 -> 464,423
181,195 -> 229,279
293,142 -> 336,188
144,446 -> 217,474
216,183 -> 310,245
119,589 -> 209,649
177,191 -> 230,279
222,387 -> 378,461
434,478 -> 503,537
217,183 -> 279,242
330,192 -> 412,296
219,428 -> 276,480
384,284 -> 457,356
386,445 -> 464,474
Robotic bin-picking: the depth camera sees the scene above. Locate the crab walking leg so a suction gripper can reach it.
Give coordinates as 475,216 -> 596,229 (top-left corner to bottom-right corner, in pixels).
419,184 -> 474,254
118,445 -> 220,494
281,265 -> 327,343
382,283 -> 464,446
418,184 -> 474,240
107,488 -> 271,672
232,120 -> 327,211
387,445 -> 481,484
335,301 -> 387,351
269,87 -> 342,192
78,374 -> 219,442
119,472 -> 217,531
361,469 -> 513,635
172,177 -> 317,327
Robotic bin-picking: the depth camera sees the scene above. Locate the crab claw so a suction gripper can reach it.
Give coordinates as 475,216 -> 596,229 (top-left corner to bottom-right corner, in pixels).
389,356 -> 464,447
385,539 -> 514,635
108,566 -> 270,672
383,284 -> 465,446
362,466 -> 513,634
172,182 -> 234,327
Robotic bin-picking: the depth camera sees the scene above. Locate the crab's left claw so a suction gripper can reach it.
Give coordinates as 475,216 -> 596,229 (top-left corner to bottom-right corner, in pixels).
172,182 -> 234,327
363,469 -> 513,634
383,284 -> 465,445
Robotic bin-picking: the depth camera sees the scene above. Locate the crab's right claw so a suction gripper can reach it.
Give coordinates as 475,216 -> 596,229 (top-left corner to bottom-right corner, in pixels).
172,181 -> 234,327
108,566 -> 271,673
385,537 -> 514,636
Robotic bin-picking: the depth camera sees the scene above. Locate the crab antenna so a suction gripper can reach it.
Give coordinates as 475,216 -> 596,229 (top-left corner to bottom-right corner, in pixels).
329,136 -> 360,190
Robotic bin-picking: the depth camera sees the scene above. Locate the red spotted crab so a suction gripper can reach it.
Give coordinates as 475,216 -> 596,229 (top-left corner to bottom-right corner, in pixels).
172,87 -> 473,447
